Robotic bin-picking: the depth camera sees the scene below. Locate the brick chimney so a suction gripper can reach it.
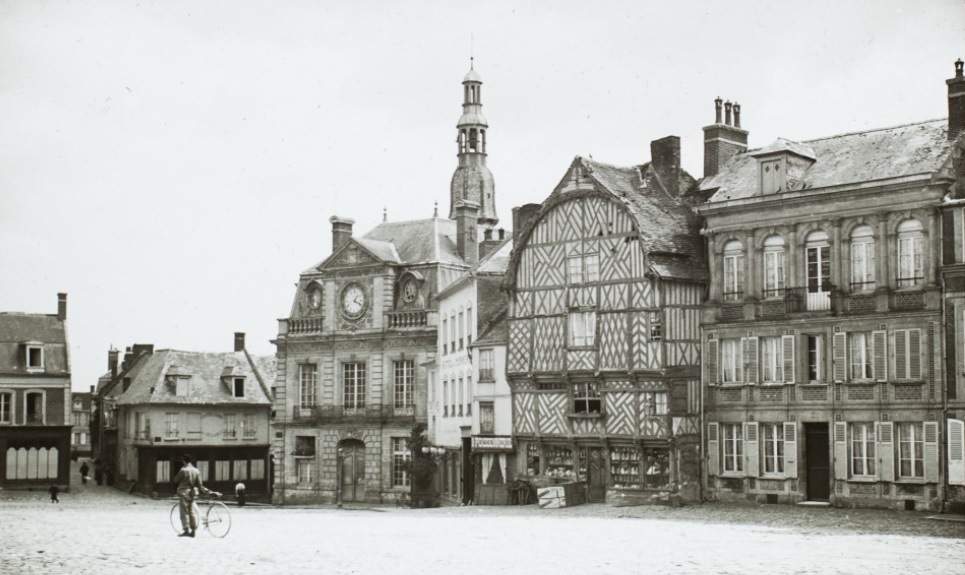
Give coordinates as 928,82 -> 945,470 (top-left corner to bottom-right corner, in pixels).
948,59 -> 965,140
57,293 -> 67,321
455,200 -> 480,265
703,97 -> 749,178
329,216 -> 355,254
234,332 -> 246,352
650,136 -> 681,196
108,347 -> 120,380
512,204 -> 541,244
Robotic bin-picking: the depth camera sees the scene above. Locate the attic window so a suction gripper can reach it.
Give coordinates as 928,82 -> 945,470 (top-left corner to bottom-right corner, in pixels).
26,344 -> 44,371
233,377 -> 245,398
761,159 -> 784,195
175,377 -> 190,397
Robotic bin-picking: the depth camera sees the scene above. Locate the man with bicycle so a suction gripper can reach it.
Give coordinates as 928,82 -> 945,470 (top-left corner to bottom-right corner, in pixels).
174,454 -> 220,537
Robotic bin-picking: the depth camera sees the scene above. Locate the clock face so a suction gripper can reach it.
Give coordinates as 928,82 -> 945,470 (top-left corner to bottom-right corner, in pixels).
309,288 -> 322,309
402,278 -> 418,302
341,284 -> 366,318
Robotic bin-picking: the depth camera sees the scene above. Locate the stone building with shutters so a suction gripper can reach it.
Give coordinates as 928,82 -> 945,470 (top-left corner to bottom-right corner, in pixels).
504,138 -> 706,506
270,63 -> 499,505
938,60 -> 965,511
0,294 -> 73,490
694,64 -> 965,511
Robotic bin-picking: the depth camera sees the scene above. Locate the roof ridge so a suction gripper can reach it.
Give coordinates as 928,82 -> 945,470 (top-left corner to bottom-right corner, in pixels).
800,118 -> 946,144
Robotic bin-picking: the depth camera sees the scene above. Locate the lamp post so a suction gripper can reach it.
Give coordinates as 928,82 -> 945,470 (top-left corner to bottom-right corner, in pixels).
335,446 -> 344,509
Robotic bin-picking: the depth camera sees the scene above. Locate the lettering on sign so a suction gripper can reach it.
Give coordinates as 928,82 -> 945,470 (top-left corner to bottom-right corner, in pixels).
471,435 -> 514,452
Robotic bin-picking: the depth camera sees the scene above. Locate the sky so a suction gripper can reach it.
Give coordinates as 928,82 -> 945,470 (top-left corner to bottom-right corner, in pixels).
0,0 -> 962,392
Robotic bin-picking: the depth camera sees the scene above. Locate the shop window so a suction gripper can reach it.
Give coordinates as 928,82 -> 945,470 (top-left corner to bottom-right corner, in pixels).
526,444 -> 540,476
643,448 -> 670,489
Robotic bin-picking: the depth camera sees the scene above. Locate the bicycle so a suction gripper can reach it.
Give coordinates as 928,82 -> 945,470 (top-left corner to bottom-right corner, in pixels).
169,492 -> 231,538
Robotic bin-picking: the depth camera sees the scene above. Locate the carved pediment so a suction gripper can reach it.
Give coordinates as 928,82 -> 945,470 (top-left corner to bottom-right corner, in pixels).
320,241 -> 385,270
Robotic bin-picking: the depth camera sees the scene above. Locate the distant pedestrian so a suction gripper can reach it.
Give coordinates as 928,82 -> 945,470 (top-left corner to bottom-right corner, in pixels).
235,481 -> 246,506
79,461 -> 90,484
48,484 -> 59,503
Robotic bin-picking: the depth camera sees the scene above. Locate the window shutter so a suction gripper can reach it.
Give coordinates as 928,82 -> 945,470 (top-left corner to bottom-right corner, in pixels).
872,330 -> 886,382
782,334 -> 795,384
876,422 -> 894,482
783,422 -> 797,478
909,329 -> 922,380
949,419 -> 965,486
833,421 -> 848,480
706,339 -> 719,385
894,330 -> 907,380
744,422 -> 759,477
707,422 -> 720,476
924,421 -> 939,483
743,337 -> 759,385
832,332 -> 847,383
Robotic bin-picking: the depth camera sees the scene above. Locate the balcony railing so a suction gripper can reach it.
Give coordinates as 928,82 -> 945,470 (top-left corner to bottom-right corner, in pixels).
291,404 -> 417,422
783,284 -> 836,313
289,317 -> 324,334
387,310 -> 427,328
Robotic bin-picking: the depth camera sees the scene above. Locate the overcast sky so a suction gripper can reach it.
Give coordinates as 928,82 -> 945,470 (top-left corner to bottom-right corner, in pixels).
1,0 -> 962,391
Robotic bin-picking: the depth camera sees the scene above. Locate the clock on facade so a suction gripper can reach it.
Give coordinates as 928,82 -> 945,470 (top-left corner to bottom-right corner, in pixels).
340,283 -> 367,319
401,278 -> 418,303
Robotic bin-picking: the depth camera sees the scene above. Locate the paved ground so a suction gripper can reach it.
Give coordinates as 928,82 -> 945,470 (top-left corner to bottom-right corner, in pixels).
0,461 -> 961,575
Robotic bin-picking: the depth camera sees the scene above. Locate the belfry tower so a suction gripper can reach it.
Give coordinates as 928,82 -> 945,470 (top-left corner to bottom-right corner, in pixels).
449,59 -> 498,230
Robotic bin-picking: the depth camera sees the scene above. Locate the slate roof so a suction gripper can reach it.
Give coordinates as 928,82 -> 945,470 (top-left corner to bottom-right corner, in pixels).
116,349 -> 274,406
0,313 -> 69,374
362,217 -> 464,265
472,305 -> 507,347
700,119 -> 953,202
570,157 -> 706,281
476,238 -> 512,274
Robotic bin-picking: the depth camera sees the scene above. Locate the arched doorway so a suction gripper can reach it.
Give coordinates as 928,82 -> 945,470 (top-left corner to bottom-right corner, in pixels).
338,439 -> 366,503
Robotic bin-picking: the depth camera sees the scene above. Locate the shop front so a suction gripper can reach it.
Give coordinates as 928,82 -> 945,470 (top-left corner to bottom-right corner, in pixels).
471,435 -> 515,505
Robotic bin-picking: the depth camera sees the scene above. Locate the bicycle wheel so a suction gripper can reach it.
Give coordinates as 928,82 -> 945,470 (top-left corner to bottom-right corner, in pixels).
169,502 -> 183,534
204,501 -> 232,538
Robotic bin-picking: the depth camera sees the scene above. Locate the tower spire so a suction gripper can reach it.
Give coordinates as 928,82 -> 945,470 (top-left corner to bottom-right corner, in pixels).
449,59 -> 498,230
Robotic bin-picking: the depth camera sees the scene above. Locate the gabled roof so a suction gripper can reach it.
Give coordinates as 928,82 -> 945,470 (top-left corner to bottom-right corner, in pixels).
0,313 -> 69,374
700,119 -> 953,202
472,305 -> 507,347
116,349 -> 274,406
509,156 -> 707,284
362,217 -> 464,265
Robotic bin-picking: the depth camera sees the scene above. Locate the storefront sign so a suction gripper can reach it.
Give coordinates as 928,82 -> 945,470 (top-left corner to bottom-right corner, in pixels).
472,435 -> 514,452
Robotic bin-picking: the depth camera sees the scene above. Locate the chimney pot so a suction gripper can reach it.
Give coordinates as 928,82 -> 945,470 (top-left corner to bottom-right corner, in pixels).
714,97 -> 723,124
57,293 -> 67,321
483,228 -> 492,241
724,101 -> 733,126
329,216 -> 355,254
948,59 -> 965,140
703,97 -> 749,178
733,103 -> 741,129
234,332 -> 246,352
498,228 -> 505,241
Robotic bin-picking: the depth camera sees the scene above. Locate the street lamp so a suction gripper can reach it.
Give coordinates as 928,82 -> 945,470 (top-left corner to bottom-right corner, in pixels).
421,446 -> 446,456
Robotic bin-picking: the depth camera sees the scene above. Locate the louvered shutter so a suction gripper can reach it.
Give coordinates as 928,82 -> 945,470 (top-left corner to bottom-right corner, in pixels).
949,419 -> 965,486
707,422 -> 720,476
743,337 -> 759,385
782,335 -> 795,384
832,332 -> 847,383
872,330 -> 886,382
894,330 -> 907,380
783,422 -> 798,478
833,421 -> 848,480
908,329 -> 921,380
877,422 -> 894,482
706,339 -> 719,385
744,422 -> 759,478
924,421 -> 939,483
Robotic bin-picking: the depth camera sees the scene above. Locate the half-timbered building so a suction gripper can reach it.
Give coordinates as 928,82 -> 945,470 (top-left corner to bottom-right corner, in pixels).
695,64 -> 964,510
505,138 -> 706,505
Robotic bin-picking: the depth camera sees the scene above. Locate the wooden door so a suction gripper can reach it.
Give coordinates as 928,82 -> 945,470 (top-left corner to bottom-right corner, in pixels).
586,448 -> 606,503
804,423 -> 830,501
339,440 -> 365,503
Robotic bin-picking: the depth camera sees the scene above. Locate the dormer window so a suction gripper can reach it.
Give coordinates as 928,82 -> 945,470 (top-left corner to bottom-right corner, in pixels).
761,159 -> 784,194
175,377 -> 190,397
25,343 -> 44,372
233,377 -> 245,398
